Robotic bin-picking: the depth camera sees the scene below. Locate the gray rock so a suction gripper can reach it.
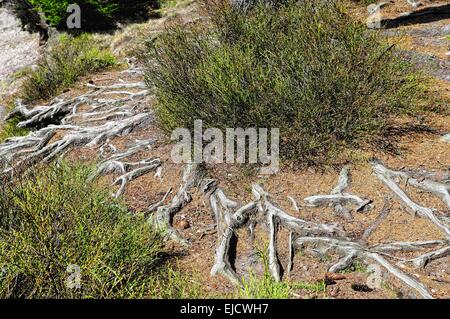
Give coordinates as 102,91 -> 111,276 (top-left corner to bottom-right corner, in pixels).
440,134 -> 450,143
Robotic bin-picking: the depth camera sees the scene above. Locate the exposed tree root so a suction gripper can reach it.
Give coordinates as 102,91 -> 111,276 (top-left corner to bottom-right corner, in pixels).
201,181 -> 347,285
196,163 -> 449,299
0,113 -> 153,177
147,187 -> 173,214
106,139 -> 154,161
371,160 -> 450,209
401,168 -> 450,184
293,236 -> 435,298
370,240 -> 446,253
5,82 -> 148,130
408,246 -> 450,268
304,165 -> 373,220
6,98 -> 84,129
287,196 -> 300,212
0,73 -> 153,187
1,67 -> 165,206
367,253 -> 433,299
112,158 -> 161,198
371,159 -> 450,239
360,197 -> 391,243
1,65 -> 448,299
86,82 -> 147,90
148,164 -> 205,246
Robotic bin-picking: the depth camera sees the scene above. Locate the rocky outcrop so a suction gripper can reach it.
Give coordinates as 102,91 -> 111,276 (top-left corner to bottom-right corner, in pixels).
0,4 -> 40,118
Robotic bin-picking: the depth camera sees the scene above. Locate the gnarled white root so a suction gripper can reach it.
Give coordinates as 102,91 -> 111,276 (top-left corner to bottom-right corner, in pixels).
1,113 -> 153,178
267,211 -> 281,282
409,246 -> 450,268
206,183 -> 348,286
367,253 -> 433,299
253,184 -> 347,239
107,139 -> 154,161
86,82 -> 147,90
287,196 -> 300,212
6,97 -> 85,129
304,166 -> 372,220
360,197 -> 391,243
93,156 -> 159,178
371,159 -> 450,240
293,236 -> 435,299
304,194 -> 372,211
210,199 -> 257,285
147,187 -> 173,214
149,164 -> 204,246
371,160 -> 450,209
328,250 -> 358,273
1,72 -> 153,180
370,240 -> 446,253
113,159 -> 161,198
331,165 -> 351,195
202,175 -> 444,299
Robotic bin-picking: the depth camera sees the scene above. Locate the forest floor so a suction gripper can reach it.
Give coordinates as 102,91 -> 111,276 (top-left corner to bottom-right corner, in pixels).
1,0 -> 449,298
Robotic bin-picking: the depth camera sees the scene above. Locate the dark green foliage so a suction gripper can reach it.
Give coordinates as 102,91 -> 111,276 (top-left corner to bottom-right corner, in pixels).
0,162 -> 206,298
0,108 -> 30,143
145,0 -> 425,165
13,0 -> 160,31
0,162 -> 163,298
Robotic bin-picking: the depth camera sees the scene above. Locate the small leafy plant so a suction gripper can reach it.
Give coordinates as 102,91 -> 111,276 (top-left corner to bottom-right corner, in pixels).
21,34 -> 116,102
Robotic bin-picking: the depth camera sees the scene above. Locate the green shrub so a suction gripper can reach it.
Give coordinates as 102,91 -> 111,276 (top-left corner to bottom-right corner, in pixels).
145,0 -> 424,165
237,244 -> 327,299
21,34 -> 116,102
240,271 -> 328,299
240,268 -> 292,299
148,266 -> 205,298
26,0 -> 160,30
0,111 -> 30,143
0,162 -> 200,299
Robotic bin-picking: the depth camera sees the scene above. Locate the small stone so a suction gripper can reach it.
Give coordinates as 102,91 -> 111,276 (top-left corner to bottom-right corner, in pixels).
325,272 -> 346,281
440,134 -> 450,143
177,220 -> 190,230
351,283 -> 373,292
407,0 -> 422,9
